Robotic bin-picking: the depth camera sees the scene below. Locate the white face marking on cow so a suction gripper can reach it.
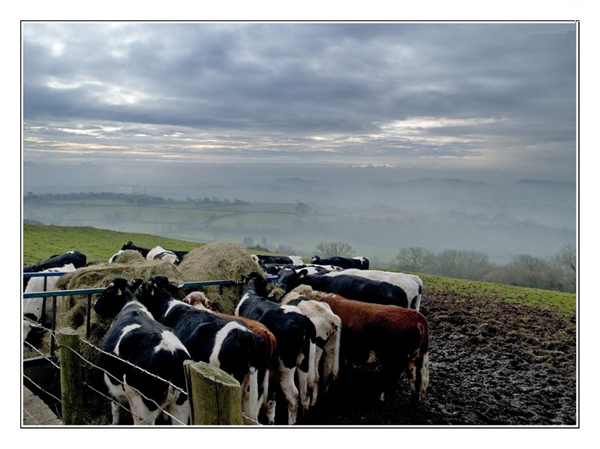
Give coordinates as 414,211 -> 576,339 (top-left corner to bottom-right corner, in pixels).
154,330 -> 190,356
114,324 -> 141,356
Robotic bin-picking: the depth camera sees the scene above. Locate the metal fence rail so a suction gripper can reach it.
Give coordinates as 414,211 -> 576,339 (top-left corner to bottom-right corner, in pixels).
23,271 -> 277,357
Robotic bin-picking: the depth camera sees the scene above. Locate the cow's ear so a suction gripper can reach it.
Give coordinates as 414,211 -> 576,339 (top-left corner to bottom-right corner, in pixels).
299,269 -> 308,278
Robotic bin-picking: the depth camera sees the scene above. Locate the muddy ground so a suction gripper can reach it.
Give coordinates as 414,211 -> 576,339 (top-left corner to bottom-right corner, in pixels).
294,289 -> 577,426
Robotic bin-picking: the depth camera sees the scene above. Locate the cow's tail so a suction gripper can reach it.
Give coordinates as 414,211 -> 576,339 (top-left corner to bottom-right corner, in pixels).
408,318 -> 430,405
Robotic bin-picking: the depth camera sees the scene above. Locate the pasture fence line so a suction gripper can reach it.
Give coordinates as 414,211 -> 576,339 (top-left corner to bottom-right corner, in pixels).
24,319 -> 195,425
23,271 -> 275,426
23,272 -> 278,356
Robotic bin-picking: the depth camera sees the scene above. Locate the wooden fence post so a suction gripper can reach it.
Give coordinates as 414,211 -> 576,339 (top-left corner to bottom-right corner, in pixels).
58,327 -> 83,425
183,360 -> 243,425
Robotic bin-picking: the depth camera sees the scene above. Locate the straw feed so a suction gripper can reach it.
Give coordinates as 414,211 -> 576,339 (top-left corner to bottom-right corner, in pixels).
177,242 -> 265,314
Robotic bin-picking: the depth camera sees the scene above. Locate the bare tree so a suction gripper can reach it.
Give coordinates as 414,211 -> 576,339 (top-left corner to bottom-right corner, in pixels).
434,249 -> 492,281
314,241 -> 355,258
393,247 -> 435,272
552,242 -> 577,292
509,254 -> 549,289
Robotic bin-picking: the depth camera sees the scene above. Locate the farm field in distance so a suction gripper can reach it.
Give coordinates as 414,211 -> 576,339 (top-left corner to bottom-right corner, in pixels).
23,187 -> 576,267
24,194 -> 398,262
22,224 -> 577,425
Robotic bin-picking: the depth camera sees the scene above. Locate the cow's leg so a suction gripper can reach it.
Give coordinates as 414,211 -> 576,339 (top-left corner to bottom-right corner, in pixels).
311,345 -> 325,406
307,342 -> 317,406
110,401 -> 122,425
241,367 -> 260,422
296,349 -> 311,413
407,352 -> 429,404
125,387 -> 160,425
105,374 -> 127,425
257,369 -> 270,419
166,389 -> 190,425
322,330 -> 341,393
265,371 -> 277,425
278,361 -> 298,425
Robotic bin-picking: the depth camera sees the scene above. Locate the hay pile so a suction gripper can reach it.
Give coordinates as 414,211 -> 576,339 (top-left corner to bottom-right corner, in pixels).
55,251 -> 184,335
177,242 -> 265,314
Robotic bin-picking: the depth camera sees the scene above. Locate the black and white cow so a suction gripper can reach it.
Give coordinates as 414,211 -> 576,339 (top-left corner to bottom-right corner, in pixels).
279,291 -> 341,405
121,241 -> 151,257
108,250 -> 125,264
23,250 -> 87,290
236,272 -> 317,425
287,264 -> 342,276
324,269 -> 423,311
136,276 -> 268,422
95,278 -> 191,425
276,267 -> 409,309
121,242 -> 188,264
23,250 -> 87,273
310,255 -> 369,270
147,246 -> 180,265
23,263 -> 78,343
252,254 -> 305,266
252,255 -> 305,277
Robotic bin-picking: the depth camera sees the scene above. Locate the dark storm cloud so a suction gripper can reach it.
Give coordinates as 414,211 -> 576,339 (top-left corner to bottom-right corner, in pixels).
22,22 -> 576,175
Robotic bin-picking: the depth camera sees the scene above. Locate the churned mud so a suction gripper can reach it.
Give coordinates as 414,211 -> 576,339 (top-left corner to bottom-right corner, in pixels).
297,290 -> 577,426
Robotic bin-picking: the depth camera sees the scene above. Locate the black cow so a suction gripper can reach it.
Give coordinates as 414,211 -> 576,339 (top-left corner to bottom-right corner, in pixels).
236,272 -> 317,425
276,267 -> 409,309
95,278 -> 190,425
23,250 -> 87,290
310,255 -> 369,270
136,276 -> 267,423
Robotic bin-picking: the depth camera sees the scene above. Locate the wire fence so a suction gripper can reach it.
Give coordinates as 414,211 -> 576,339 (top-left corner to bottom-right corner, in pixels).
22,271 -> 272,426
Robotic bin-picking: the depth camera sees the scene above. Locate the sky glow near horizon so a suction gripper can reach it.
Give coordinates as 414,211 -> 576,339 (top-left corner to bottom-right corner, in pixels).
22,22 -> 577,180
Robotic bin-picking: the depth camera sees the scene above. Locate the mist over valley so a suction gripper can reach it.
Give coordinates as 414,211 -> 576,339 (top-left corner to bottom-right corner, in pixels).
23,161 -> 576,266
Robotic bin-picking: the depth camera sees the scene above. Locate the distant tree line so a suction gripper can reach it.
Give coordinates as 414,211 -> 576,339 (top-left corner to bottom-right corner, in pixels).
185,197 -> 251,207
392,243 -> 576,293
24,191 -> 251,207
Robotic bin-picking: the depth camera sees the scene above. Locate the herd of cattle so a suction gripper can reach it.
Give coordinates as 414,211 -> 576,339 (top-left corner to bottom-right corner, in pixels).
22,243 -> 430,426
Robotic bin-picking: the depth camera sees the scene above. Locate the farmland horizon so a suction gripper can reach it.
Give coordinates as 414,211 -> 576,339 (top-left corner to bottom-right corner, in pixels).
23,159 -> 576,267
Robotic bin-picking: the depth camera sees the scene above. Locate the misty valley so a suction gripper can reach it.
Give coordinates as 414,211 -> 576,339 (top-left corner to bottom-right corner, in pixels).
23,173 -> 575,271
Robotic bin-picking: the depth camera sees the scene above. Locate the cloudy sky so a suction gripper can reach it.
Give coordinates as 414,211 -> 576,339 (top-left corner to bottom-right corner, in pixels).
22,21 -> 577,180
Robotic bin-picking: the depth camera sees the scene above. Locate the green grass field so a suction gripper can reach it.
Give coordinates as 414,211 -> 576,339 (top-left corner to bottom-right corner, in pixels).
22,224 -> 576,317
23,196 -> 407,264
22,223 -> 205,266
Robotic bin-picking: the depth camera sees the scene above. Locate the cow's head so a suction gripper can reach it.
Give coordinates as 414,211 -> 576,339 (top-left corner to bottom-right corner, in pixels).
140,275 -> 177,298
276,268 -> 309,292
242,271 -> 269,297
136,276 -> 178,318
94,277 -> 135,318
121,241 -> 134,251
